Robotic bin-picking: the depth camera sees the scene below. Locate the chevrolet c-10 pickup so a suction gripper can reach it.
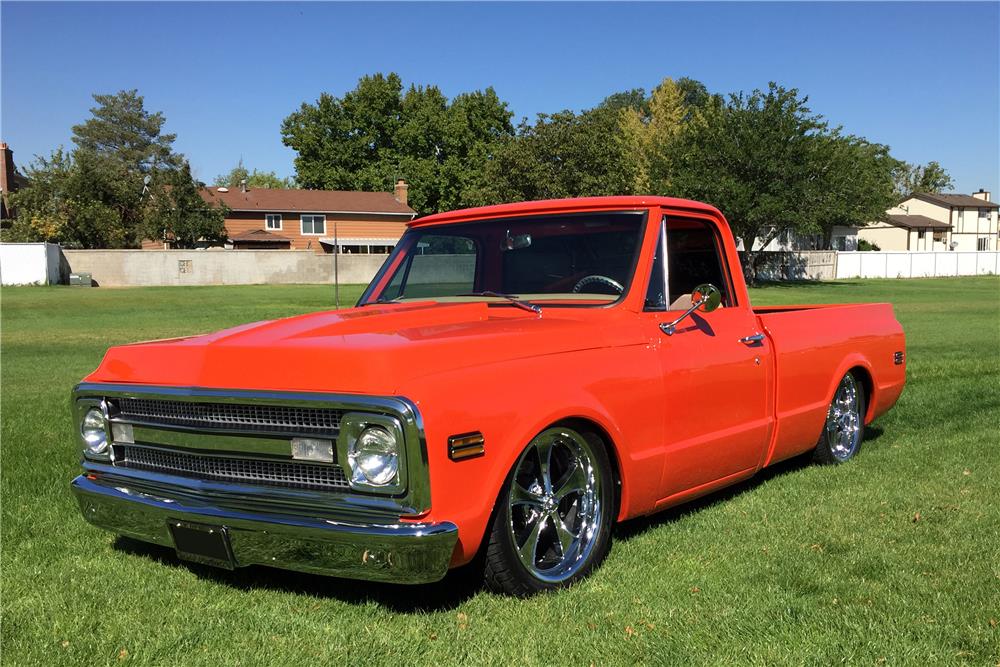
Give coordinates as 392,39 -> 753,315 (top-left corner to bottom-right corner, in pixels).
71,196 -> 906,595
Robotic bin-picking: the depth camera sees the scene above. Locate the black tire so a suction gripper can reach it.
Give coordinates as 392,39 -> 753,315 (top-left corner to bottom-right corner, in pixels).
813,372 -> 867,464
483,426 -> 615,596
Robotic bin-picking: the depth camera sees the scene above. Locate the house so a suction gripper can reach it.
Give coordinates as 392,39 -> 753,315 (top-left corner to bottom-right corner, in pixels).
144,179 -> 417,252
858,190 -> 998,251
0,143 -> 30,224
754,225 -> 859,252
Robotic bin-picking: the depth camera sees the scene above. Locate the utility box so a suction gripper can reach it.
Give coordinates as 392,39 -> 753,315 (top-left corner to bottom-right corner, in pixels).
69,272 -> 93,287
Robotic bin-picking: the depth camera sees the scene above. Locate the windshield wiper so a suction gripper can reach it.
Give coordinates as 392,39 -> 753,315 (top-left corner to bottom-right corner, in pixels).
459,291 -> 542,314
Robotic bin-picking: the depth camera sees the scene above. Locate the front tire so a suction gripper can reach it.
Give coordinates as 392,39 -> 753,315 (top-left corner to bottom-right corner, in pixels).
814,372 -> 866,464
483,426 -> 614,596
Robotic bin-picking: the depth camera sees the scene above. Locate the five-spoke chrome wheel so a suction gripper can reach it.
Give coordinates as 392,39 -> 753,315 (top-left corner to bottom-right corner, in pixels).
508,428 -> 602,582
815,373 -> 866,464
484,426 -> 613,595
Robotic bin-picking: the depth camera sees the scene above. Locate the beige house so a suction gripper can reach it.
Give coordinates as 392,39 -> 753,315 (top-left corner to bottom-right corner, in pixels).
859,190 -> 998,251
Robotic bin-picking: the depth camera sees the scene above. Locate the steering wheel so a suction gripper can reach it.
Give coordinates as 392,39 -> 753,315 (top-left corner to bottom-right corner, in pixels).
571,275 -> 624,295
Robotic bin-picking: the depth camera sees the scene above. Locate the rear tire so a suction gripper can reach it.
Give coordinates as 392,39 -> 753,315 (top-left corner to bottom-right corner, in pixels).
483,426 -> 614,596
814,372 -> 866,464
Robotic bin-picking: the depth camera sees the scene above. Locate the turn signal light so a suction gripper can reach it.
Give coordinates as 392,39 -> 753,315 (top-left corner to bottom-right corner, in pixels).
448,432 -> 485,461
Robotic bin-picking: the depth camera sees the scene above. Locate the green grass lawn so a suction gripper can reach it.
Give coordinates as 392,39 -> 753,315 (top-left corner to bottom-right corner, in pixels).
2,278 -> 998,665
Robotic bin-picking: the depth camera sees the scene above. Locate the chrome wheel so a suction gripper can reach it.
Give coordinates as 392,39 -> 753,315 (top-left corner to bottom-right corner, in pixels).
507,427 -> 603,583
825,374 -> 862,461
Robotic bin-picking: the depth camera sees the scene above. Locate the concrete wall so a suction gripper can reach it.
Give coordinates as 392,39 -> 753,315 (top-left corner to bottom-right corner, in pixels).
836,251 -> 1000,279
0,242 -> 64,285
61,249 -> 390,287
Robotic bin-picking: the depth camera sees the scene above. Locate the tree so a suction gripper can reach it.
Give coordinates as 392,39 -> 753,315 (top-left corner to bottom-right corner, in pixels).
71,89 -> 181,172
142,162 -> 227,248
481,104 -> 641,203
214,160 -> 295,189
3,89 -> 220,248
281,73 -> 514,213
618,78 -> 691,194
893,160 -> 953,197
671,83 -> 899,279
671,84 -> 829,281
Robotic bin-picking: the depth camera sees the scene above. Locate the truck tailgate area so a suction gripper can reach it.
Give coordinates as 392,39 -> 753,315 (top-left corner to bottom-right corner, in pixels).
754,303 -> 906,466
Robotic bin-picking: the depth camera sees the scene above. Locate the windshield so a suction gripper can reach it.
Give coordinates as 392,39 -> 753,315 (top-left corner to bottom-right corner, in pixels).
360,211 -> 648,307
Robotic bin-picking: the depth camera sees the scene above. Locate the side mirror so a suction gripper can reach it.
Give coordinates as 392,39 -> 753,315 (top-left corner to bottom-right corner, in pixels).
692,283 -> 722,313
661,283 -> 722,336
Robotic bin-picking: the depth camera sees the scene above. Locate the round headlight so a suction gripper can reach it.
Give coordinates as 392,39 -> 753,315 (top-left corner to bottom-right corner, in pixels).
82,407 -> 108,455
348,426 -> 399,486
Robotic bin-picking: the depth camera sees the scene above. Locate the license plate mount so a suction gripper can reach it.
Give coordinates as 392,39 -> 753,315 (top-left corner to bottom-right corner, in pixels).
168,520 -> 235,570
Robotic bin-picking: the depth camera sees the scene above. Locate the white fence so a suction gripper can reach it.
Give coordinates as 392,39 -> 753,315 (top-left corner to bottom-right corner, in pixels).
0,243 -> 64,285
836,251 -> 1000,279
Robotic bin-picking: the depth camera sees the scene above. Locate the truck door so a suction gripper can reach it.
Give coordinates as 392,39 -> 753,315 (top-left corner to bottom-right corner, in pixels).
644,214 -> 774,501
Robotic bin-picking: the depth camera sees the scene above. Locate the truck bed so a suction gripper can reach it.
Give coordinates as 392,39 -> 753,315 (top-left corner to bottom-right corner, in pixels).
754,302 -> 907,466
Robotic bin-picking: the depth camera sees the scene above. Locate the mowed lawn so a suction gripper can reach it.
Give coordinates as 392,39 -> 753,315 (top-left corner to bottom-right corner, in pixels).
2,277 -> 998,666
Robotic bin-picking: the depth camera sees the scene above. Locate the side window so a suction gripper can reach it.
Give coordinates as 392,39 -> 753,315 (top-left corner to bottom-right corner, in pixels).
392,235 -> 478,299
644,220 -> 668,311
664,217 -> 732,309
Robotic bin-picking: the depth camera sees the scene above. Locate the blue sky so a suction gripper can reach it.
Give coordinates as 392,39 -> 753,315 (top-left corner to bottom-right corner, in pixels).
2,2 -> 998,194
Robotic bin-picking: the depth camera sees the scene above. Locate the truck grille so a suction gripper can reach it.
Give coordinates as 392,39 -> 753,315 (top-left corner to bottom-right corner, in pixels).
116,398 -> 342,435
119,445 -> 350,491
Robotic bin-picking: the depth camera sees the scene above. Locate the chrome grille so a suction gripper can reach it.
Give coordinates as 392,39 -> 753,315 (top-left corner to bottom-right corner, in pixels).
115,398 -> 342,435
119,445 -> 349,491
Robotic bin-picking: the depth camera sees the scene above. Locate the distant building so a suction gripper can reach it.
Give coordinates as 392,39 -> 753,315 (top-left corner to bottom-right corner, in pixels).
859,190 -> 998,251
0,143 -> 30,224
144,179 -> 417,252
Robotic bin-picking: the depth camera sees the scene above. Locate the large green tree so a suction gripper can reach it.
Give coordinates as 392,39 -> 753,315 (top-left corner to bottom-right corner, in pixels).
670,83 -> 897,280
143,162 -> 227,248
5,89 -> 223,248
281,73 -> 514,213
481,104 -> 641,203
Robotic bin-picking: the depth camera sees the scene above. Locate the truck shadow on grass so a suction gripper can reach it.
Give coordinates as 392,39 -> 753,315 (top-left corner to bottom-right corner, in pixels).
113,426 -> 883,613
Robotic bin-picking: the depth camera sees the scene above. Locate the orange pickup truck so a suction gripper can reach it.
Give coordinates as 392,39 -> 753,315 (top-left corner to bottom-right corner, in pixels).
71,196 -> 906,595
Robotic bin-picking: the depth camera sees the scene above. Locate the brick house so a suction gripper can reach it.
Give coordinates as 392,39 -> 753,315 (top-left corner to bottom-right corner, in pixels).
144,180 -> 416,252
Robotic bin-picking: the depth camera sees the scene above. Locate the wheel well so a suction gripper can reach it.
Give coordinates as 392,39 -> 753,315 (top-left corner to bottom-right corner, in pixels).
554,417 -> 623,518
847,366 -> 874,421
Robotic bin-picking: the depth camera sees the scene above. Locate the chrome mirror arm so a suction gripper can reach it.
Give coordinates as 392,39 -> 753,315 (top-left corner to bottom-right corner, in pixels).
659,297 -> 706,336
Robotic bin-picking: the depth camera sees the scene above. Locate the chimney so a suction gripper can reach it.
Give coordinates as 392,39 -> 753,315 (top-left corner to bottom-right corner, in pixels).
0,143 -> 13,197
972,188 -> 991,202
394,179 -> 408,206
1,142 -> 18,220
239,178 -> 248,193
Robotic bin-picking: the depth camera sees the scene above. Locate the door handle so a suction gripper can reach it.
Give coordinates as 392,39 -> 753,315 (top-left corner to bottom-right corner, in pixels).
739,333 -> 766,345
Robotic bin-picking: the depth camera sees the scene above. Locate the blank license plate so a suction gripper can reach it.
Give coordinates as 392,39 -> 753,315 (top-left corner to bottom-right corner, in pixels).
168,521 -> 234,570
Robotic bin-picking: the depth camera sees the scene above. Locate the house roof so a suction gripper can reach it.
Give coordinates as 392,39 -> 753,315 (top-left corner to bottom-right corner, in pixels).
885,214 -> 953,230
230,229 -> 292,243
200,187 -> 416,216
910,192 -> 999,209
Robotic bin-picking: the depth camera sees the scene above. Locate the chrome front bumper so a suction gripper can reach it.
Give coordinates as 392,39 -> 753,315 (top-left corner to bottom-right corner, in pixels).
71,474 -> 458,584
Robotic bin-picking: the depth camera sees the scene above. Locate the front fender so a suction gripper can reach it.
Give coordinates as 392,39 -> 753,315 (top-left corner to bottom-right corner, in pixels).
400,343 -> 664,566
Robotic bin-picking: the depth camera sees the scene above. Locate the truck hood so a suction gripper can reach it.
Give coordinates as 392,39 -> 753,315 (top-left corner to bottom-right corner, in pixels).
86,301 -> 641,395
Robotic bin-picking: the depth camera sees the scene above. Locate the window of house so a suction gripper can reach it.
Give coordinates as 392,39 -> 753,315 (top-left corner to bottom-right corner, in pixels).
265,214 -> 282,231
978,237 -> 990,251
301,215 -> 326,235
957,209 -> 965,232
917,229 -> 926,239
933,230 -> 946,243
979,208 -> 990,220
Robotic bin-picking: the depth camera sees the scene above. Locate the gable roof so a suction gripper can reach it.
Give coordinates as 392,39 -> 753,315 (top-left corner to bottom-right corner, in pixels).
200,187 -> 416,216
885,214 -> 952,230
230,228 -> 292,243
910,192 -> 998,209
